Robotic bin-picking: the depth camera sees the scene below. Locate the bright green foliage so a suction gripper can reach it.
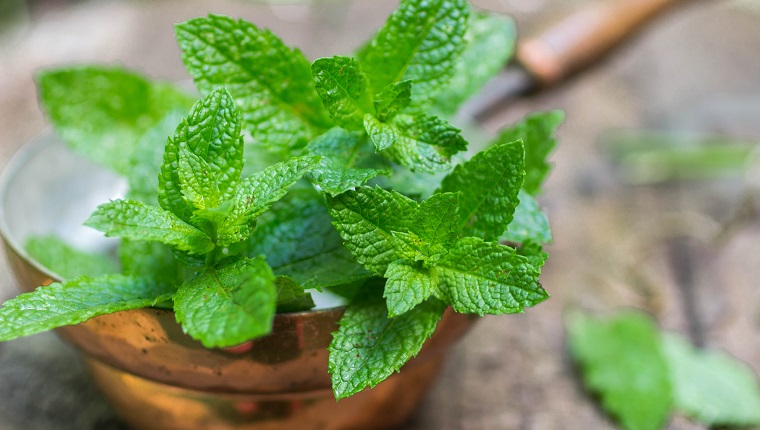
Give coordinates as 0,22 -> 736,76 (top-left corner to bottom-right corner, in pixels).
305,128 -> 390,196
328,288 -> 446,400
567,311 -> 673,430
329,188 -> 547,317
159,88 -> 243,223
436,237 -> 548,315
364,115 -> 398,152
663,333 -> 760,427
439,140 -> 525,241
37,67 -> 194,175
500,190 -> 552,244
215,155 -> 320,246
384,261 -> 437,317
174,257 -> 276,348
0,275 -> 174,342
176,14 -> 331,150
312,56 -> 373,130
326,186 -> 418,275
274,276 -> 315,313
247,190 -> 371,290
373,80 -> 412,121
494,111 -> 564,195
434,12 -> 517,115
119,240 -> 181,288
25,235 -> 119,279
85,199 -> 214,254
358,0 -> 469,108
380,114 -> 468,173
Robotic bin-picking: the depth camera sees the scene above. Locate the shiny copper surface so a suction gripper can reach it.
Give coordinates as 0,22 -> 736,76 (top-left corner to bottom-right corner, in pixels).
4,241 -> 477,429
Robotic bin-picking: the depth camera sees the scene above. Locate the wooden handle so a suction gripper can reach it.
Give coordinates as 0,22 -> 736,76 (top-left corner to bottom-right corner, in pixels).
518,0 -> 685,86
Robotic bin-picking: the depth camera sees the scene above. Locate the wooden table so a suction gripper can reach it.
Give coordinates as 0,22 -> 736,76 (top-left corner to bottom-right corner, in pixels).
1,1 -> 759,429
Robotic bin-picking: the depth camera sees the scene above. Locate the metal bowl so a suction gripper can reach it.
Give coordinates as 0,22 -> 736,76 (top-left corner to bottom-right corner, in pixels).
0,136 -> 477,430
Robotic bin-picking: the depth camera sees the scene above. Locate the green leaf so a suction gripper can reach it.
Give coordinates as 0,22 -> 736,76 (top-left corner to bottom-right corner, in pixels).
312,56 -> 373,130
216,155 -> 321,246
274,276 -> 315,313
434,12 -> 517,115
305,127 -> 391,196
436,237 -> 547,315
439,140 -> 524,241
326,186 -> 417,275
85,199 -> 214,254
663,333 -> 760,427
174,257 -> 276,348
0,275 -> 174,342
24,235 -> 119,280
176,14 -> 331,151
413,192 -> 459,248
500,190 -> 552,244
494,111 -> 564,195
381,114 -> 468,173
358,0 -> 469,108
119,239 -> 182,288
384,261 -> 437,317
328,290 -> 446,400
247,189 -> 371,290
159,88 -> 244,222
374,80 -> 412,121
567,311 -> 672,430
37,66 -> 194,175
364,114 -> 398,152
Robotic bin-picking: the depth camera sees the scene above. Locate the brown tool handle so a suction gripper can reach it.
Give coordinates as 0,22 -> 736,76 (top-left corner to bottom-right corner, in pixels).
518,0 -> 685,86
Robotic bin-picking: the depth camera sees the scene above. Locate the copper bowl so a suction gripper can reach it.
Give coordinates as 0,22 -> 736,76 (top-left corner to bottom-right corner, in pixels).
0,136 -> 478,430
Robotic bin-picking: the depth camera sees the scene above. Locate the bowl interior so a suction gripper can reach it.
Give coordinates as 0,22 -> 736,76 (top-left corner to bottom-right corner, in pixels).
0,135 -> 125,280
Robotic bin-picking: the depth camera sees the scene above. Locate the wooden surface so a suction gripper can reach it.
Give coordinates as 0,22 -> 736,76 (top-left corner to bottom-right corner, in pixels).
1,1 -> 760,429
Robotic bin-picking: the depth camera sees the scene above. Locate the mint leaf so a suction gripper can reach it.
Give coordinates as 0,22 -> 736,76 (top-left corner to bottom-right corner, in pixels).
328,289 -> 446,400
413,192 -> 459,248
500,190 -> 552,244
176,14 -> 331,150
0,275 -> 174,342
119,239 -> 181,288
567,311 -> 672,430
174,257 -> 276,348
494,111 -> 564,195
374,80 -> 412,121
364,114 -> 398,152
358,0 -> 469,108
216,155 -> 320,246
247,190 -> 370,290
384,261 -> 437,317
37,66 -> 193,175
437,237 -> 547,315
663,333 -> 760,427
381,114 -> 468,173
439,140 -> 524,241
274,276 -> 315,313
434,12 -> 517,115
312,56 -> 373,130
85,199 -> 214,254
25,235 -> 119,279
326,186 -> 417,275
305,127 -> 390,196
159,88 -> 243,222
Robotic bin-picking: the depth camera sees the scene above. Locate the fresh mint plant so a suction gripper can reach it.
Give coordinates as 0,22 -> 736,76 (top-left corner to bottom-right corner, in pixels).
0,0 -> 560,400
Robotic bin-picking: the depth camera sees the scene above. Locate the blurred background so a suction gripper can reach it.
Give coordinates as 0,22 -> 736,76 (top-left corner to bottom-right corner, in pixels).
0,0 -> 759,429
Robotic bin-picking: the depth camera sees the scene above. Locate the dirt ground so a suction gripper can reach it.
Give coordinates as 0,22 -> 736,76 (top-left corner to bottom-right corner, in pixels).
0,1 -> 759,429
